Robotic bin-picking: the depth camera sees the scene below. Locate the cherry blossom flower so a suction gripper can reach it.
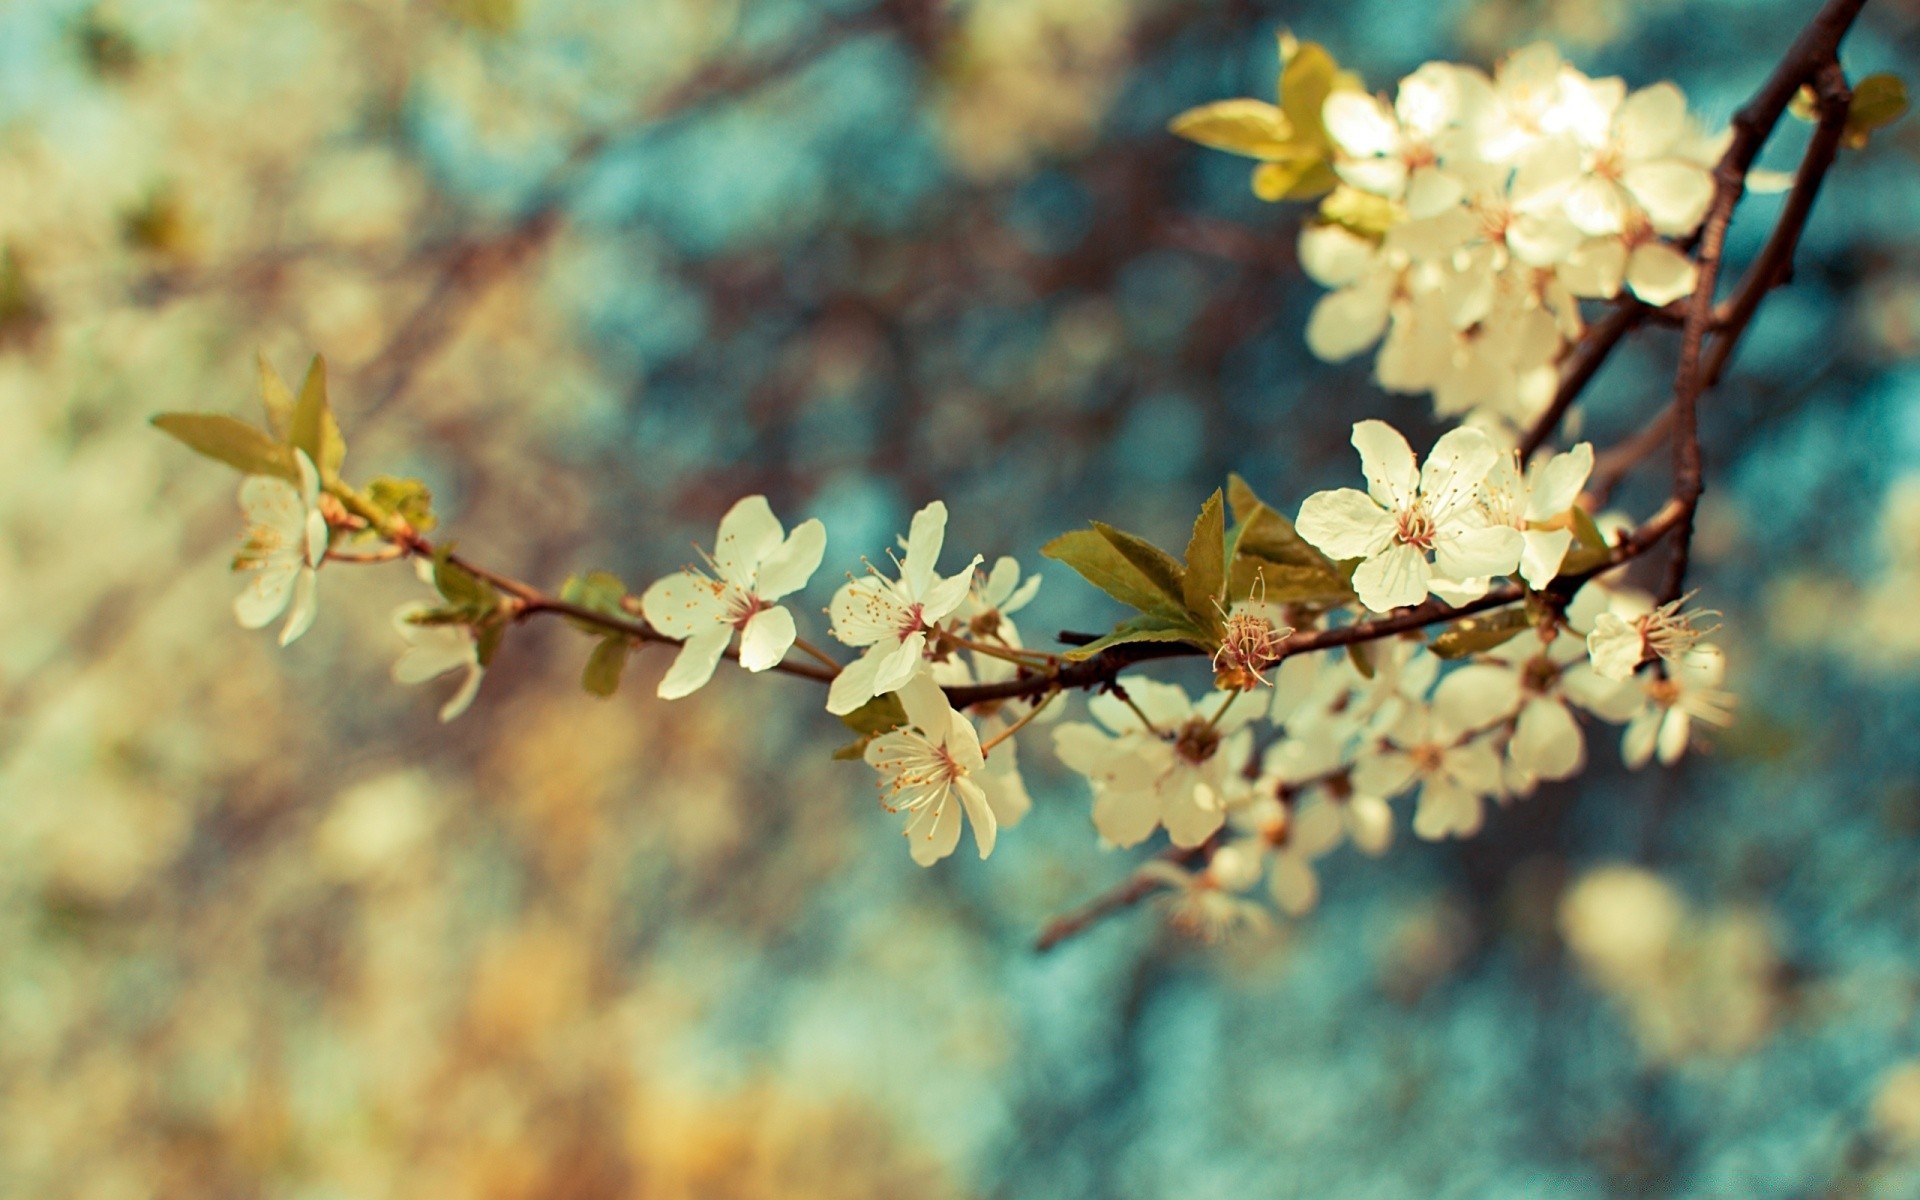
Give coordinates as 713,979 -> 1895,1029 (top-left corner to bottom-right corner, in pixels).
233,449 -> 329,646
1351,666 -> 1514,840
864,672 -> 1024,866
1140,844 -> 1270,941
1480,442 -> 1594,589
1052,678 -> 1258,849
1296,420 -> 1523,612
1586,591 -> 1721,681
391,604 -> 484,722
1453,623 -> 1643,794
954,555 -> 1042,645
640,495 -> 826,700
1620,646 -> 1736,768
827,501 -> 982,715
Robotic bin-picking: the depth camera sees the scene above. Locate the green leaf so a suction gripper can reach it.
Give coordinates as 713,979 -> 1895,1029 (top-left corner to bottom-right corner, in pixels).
1064,614 -> 1212,662
1278,39 -> 1348,152
837,693 -> 908,742
1226,474 -> 1337,570
1040,528 -> 1187,620
1429,607 -> 1533,660
1182,489 -> 1227,624
582,636 -> 628,697
474,622 -> 507,668
1091,523 -> 1187,605
151,413 -> 296,479
1252,158 -> 1338,203
1846,73 -> 1908,149
288,355 -> 346,481
1167,99 -> 1296,159
559,570 -> 629,634
1346,641 -> 1375,680
256,352 -> 296,440
1227,558 -> 1354,605
832,691 -> 909,760
364,476 -> 437,534
433,546 -> 499,618
1317,190 -> 1399,240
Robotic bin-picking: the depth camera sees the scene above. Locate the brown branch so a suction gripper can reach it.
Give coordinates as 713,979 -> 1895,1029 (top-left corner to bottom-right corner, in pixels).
1034,844 -> 1210,952
1518,298 -> 1648,462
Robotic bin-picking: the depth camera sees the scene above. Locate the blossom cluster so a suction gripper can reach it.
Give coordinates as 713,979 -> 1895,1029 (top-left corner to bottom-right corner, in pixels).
1180,40 -> 1733,439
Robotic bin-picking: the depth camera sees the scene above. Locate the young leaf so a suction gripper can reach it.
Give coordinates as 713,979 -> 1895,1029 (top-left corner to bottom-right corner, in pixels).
1278,39 -> 1348,151
151,413 -> 296,479
1041,528 -> 1188,620
1845,73 -> 1908,149
433,546 -> 499,617
1182,489 -> 1227,625
1346,641 -> 1376,680
1091,523 -> 1187,605
558,570 -> 629,634
256,352 -> 296,440
1063,614 -> 1212,662
1228,558 -> 1353,605
582,636 -> 628,697
837,692 -> 908,738
364,476 -> 437,534
1429,607 -> 1533,660
1168,99 -> 1297,159
1317,190 -> 1398,240
1225,473 -> 1337,570
474,621 -> 507,668
289,355 -> 346,481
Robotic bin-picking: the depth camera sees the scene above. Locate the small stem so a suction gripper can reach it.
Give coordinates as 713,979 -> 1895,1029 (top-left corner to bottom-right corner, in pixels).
944,633 -> 1057,667
1115,688 -> 1161,734
1203,687 -> 1243,733
792,636 -> 843,673
979,688 -> 1060,754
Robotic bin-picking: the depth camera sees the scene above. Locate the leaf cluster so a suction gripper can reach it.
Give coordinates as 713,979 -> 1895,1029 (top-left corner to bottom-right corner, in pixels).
1168,34 -> 1354,202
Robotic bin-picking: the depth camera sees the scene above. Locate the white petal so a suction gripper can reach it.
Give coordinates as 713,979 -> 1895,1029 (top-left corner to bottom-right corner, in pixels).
829,577 -> 907,648
871,631 -> 929,696
1433,663 -> 1522,735
641,571 -> 730,639
737,605 -> 795,672
1586,613 -> 1645,680
1513,696 -> 1583,780
1519,528 -> 1574,589
1625,242 -> 1698,307
437,665 -> 484,723
1622,708 -> 1660,768
1353,542 -> 1431,612
1323,91 -> 1401,158
1404,166 -> 1464,219
1614,83 -> 1686,161
1433,524 -> 1523,582
1305,277 -> 1393,362
1525,443 -> 1593,519
234,567 -> 296,630
279,567 -> 319,646
1353,419 -> 1420,510
1162,782 -> 1227,848
1622,161 -> 1714,234
1296,488 -> 1396,560
1271,855 -> 1320,915
1093,786 -> 1163,848
712,495 -> 784,587
909,793 -> 965,866
1559,238 -> 1626,299
920,559 -> 982,624
1412,783 -> 1482,840
901,501 -> 948,600
1353,749 -> 1418,799
1563,177 -> 1628,237
754,518 -> 826,601
1348,795 -> 1394,855
1298,223 -> 1376,288
1421,426 -> 1500,516
1656,707 -> 1692,765
955,777 -> 998,859
826,645 -> 885,714
657,626 -> 731,699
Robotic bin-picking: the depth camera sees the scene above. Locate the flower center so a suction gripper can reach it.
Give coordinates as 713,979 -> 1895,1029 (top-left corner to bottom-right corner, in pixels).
1395,503 -> 1437,551
1522,654 -> 1560,695
1172,719 -> 1222,766
725,589 -> 768,632
1213,610 -> 1289,689
1412,743 -> 1447,773
897,601 -> 927,642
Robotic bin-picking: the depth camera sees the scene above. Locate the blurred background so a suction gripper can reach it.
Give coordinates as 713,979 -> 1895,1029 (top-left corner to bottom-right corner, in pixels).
5,0 -> 1920,1195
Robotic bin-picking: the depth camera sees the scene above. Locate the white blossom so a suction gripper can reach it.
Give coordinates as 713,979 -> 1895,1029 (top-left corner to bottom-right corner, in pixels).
1351,666 -> 1513,840
1587,591 -> 1721,681
1140,844 -> 1270,941
391,603 -> 484,722
1052,678 -> 1257,849
640,495 -> 826,700
864,672 -> 1023,866
1479,441 -> 1594,589
1296,421 -> 1523,611
827,501 -> 981,716
1621,645 -> 1736,768
233,449 -> 329,647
